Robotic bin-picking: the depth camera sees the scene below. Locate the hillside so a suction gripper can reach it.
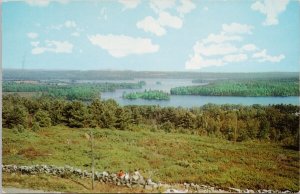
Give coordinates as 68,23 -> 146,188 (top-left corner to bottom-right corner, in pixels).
3,126 -> 299,192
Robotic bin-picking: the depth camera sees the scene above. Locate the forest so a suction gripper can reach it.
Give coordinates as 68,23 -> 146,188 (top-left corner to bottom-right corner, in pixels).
171,79 -> 299,96
3,81 -> 145,101
4,69 -> 298,81
3,94 -> 299,149
122,90 -> 170,100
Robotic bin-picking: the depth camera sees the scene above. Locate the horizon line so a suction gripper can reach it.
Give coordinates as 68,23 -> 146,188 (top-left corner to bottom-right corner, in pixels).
3,68 -> 300,74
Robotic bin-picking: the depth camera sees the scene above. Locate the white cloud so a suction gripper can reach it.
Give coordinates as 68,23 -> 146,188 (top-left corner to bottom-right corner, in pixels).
65,20 -> 76,28
176,0 -> 196,17
223,54 -> 248,62
88,34 -> 159,57
241,44 -> 258,52
158,12 -> 183,29
137,0 -> 195,36
185,54 -> 224,70
30,41 -> 40,47
137,16 -> 166,36
201,23 -> 253,44
203,6 -> 209,11
252,49 -> 285,62
194,42 -> 238,56
118,0 -> 140,9
27,32 -> 38,39
31,40 -> 73,55
150,0 -> 176,13
137,12 -> 182,36
251,0 -> 289,26
25,0 -> 50,6
185,23 -> 284,70
222,23 -> 253,34
25,0 -> 69,7
202,33 -> 242,44
32,47 -> 47,55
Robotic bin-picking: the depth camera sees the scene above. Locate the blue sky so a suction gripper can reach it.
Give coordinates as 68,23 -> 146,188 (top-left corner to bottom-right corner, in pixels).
2,0 -> 300,72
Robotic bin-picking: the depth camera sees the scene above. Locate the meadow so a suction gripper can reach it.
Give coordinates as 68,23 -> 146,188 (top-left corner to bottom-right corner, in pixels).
3,126 -> 299,192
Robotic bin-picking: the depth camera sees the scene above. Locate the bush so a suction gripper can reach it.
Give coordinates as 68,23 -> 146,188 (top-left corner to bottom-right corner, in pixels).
13,124 -> 25,133
32,122 -> 41,132
33,110 -> 51,127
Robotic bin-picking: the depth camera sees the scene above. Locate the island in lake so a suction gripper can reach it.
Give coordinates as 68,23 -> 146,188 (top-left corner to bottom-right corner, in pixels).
122,90 -> 170,100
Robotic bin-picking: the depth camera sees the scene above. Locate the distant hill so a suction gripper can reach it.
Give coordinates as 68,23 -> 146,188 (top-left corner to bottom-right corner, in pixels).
3,69 -> 299,81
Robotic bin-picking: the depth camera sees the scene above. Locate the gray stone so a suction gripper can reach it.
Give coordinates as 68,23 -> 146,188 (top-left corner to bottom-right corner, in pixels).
146,178 -> 152,185
137,179 -> 145,185
132,175 -> 139,181
102,171 -> 109,177
151,183 -> 158,189
229,187 -> 241,193
282,190 -> 291,193
144,185 -> 153,190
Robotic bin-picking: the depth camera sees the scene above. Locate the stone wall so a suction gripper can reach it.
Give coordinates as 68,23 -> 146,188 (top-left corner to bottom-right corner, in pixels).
2,164 -> 292,193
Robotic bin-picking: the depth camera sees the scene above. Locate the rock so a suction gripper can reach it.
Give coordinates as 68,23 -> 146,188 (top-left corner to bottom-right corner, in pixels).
282,190 -> 291,193
194,185 -> 201,191
102,171 -> 109,177
124,173 -> 130,180
229,187 -> 241,193
137,178 -> 146,185
161,184 -> 171,190
183,182 -> 189,187
132,175 -> 139,181
146,178 -> 153,185
151,183 -> 158,189
165,188 -> 188,193
144,185 -> 153,190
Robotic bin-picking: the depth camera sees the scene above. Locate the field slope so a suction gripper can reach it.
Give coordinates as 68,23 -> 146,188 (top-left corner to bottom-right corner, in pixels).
3,126 -> 299,192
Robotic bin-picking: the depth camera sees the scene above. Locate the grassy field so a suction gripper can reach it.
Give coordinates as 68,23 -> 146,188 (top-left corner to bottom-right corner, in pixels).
2,172 -> 148,193
3,126 -> 299,192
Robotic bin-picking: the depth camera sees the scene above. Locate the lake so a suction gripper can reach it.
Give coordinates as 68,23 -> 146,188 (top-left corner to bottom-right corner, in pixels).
98,79 -> 299,108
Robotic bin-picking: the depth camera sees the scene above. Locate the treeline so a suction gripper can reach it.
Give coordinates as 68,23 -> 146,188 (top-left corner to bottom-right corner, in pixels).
122,90 -> 170,100
171,80 -> 299,96
3,81 -> 145,101
3,95 -> 299,148
4,69 -> 299,81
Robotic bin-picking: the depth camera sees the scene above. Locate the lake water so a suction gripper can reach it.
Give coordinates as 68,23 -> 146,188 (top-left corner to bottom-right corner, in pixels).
98,79 -> 299,108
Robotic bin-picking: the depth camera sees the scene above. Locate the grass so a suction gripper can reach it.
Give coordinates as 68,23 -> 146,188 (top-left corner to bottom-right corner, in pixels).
2,172 -> 148,193
3,126 -> 300,192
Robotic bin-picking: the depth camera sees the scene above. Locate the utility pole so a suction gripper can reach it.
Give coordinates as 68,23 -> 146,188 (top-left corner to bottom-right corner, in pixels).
90,130 -> 95,190
235,111 -> 238,143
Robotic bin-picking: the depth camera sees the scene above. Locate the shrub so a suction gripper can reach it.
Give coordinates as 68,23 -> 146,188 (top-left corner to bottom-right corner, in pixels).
33,110 -> 51,127
32,122 -> 41,132
13,124 -> 25,133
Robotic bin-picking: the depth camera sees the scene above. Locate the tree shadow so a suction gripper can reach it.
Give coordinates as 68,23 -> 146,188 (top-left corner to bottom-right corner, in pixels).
282,145 -> 299,151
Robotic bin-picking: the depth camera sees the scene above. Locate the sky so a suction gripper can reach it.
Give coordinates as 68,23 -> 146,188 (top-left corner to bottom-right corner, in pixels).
2,0 -> 300,72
